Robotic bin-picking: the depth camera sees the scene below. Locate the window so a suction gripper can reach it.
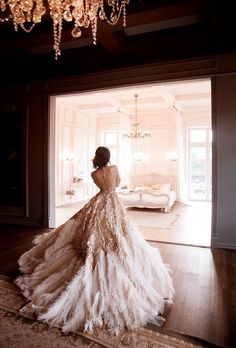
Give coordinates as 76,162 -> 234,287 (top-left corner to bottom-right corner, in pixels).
102,131 -> 120,165
188,128 -> 212,201
102,130 -> 132,188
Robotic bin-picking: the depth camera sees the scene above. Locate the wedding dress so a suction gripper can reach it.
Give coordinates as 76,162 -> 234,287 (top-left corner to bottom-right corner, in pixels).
15,165 -> 174,335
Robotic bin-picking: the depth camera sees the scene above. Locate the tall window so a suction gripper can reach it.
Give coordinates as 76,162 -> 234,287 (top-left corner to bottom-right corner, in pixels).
188,127 -> 212,201
102,131 -> 120,165
102,130 -> 132,187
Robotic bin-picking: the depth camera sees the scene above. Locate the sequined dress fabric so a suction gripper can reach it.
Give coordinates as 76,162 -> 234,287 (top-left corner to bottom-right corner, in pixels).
15,165 -> 174,334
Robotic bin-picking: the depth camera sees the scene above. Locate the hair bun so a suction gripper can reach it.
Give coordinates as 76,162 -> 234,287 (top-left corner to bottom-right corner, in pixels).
93,146 -> 110,168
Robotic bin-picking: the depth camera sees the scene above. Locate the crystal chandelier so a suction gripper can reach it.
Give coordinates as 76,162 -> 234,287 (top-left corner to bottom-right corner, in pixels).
0,0 -> 129,59
123,94 -> 151,139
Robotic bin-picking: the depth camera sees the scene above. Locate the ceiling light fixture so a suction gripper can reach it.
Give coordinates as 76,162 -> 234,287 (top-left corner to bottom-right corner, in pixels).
123,94 -> 151,139
0,0 -> 129,59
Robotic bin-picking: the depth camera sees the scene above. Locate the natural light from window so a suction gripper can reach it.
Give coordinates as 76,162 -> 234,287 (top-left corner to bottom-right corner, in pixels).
188,128 -> 212,201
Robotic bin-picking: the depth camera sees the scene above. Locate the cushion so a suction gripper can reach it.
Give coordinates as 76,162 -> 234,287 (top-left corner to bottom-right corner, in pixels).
159,183 -> 171,192
134,185 -> 153,192
152,184 -> 161,190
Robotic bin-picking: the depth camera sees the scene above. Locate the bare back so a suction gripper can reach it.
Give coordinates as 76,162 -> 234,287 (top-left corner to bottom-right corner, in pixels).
91,165 -> 120,193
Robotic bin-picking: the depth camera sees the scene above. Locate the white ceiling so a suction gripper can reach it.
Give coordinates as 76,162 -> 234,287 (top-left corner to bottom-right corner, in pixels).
56,79 -> 211,120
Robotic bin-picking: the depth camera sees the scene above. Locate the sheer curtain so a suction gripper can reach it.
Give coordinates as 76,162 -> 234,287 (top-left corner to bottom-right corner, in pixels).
175,110 -> 188,204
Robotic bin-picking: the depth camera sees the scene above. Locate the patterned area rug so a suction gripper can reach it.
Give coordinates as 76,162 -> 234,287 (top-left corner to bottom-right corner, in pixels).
0,276 -> 206,348
127,209 -> 179,229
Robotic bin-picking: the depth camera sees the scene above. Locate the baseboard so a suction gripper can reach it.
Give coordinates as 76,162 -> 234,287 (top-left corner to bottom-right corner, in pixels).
211,235 -> 236,249
211,235 -> 218,248
216,242 -> 236,250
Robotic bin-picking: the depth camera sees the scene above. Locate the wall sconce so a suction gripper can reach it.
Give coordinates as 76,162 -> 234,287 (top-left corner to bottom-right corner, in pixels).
167,152 -> 178,163
133,152 -> 145,163
64,152 -> 75,162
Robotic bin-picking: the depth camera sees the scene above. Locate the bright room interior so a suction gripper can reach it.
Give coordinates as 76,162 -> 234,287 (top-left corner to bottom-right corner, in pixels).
51,79 -> 212,247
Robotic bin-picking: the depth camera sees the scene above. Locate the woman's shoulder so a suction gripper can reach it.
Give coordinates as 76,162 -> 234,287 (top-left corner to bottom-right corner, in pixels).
108,164 -> 118,172
92,165 -> 117,175
91,169 -> 98,178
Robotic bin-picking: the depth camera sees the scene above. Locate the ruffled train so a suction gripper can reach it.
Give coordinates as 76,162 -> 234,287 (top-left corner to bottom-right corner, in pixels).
15,191 -> 174,334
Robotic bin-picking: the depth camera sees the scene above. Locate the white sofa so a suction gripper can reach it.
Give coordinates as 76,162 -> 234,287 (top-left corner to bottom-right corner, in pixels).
118,173 -> 176,213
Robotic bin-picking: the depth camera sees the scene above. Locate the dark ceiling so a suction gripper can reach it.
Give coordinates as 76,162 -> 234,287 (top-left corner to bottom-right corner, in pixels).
0,0 -> 235,82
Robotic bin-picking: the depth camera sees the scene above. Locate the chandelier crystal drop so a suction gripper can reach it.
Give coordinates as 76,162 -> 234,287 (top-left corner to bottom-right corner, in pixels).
0,0 -> 129,59
123,94 -> 151,139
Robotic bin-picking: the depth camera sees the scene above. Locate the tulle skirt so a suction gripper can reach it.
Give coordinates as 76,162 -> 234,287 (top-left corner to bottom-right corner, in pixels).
15,191 -> 174,334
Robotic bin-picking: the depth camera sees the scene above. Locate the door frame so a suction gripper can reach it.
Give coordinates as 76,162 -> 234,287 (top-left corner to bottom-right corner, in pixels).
48,77 -> 214,246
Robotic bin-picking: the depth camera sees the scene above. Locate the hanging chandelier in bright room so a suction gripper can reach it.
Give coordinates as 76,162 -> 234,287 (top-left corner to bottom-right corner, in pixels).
123,94 -> 151,140
0,0 -> 129,59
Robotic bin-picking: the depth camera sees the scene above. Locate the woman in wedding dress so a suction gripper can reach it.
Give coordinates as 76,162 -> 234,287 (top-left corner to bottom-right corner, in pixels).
15,146 -> 174,335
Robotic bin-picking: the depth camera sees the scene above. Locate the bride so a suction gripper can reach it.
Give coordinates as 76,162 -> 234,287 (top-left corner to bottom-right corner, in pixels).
15,146 -> 174,335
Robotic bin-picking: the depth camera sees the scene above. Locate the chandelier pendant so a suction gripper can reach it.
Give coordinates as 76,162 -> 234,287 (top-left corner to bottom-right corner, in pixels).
123,94 -> 151,140
0,0 -> 129,59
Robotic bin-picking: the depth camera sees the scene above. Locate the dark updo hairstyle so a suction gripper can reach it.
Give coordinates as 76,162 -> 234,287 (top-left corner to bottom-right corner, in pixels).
93,146 -> 110,168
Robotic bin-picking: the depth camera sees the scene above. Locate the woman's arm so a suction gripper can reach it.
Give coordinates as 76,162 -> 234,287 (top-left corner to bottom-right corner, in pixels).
115,166 -> 121,187
91,171 -> 99,188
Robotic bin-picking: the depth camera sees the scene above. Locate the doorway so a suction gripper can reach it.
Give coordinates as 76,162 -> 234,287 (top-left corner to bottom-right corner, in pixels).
49,78 -> 212,247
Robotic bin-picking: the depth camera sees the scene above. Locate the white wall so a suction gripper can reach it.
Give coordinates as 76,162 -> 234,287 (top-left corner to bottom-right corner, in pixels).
95,109 -> 211,198
55,103 -> 96,205
141,112 -> 177,176
56,104 -> 211,204
95,111 -> 178,188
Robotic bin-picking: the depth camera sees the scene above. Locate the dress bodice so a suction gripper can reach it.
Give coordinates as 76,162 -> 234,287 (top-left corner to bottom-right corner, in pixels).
91,165 -> 120,193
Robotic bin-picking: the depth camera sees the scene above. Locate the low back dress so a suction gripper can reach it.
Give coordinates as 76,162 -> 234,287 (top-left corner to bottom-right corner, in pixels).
15,164 -> 174,334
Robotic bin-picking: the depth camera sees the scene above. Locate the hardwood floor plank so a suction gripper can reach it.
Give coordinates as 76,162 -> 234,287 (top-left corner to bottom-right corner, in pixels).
0,224 -> 235,347
152,243 -> 236,347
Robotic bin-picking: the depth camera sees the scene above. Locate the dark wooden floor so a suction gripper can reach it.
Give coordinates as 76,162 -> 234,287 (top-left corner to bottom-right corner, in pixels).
0,224 -> 236,348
